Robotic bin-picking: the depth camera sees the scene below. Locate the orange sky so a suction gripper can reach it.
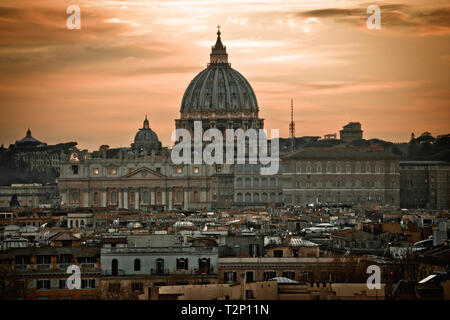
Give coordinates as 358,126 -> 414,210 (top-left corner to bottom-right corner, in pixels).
0,0 -> 449,151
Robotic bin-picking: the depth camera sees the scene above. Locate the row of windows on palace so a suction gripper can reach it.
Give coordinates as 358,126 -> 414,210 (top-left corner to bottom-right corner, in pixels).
69,165 -> 222,176
236,177 -> 396,188
281,193 -> 395,204
282,161 -> 397,174
235,191 -> 393,203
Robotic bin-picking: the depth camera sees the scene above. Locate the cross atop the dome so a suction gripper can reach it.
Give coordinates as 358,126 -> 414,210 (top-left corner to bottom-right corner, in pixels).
217,25 -> 221,35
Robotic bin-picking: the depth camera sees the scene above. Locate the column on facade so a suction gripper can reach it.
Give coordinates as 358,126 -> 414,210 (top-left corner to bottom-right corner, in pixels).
124,188 -> 128,210
135,189 -> 140,210
61,189 -> 68,207
151,188 -> 155,206
162,188 -> 167,208
168,187 -> 173,211
102,189 -> 107,207
83,189 -> 89,208
183,188 -> 189,210
201,188 -> 207,202
118,189 -> 123,209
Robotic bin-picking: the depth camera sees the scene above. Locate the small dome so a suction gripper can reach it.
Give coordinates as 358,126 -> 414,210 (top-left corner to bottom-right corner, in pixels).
131,116 -> 162,153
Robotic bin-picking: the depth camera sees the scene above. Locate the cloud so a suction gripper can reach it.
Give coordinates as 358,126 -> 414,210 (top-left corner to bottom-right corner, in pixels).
296,4 -> 450,35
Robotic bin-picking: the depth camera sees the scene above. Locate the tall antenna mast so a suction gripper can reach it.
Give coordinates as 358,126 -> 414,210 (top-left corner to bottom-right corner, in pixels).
289,99 -> 295,151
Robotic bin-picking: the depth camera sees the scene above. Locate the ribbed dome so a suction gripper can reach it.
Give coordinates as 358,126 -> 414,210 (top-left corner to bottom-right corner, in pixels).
180,27 -> 258,113
180,65 -> 258,113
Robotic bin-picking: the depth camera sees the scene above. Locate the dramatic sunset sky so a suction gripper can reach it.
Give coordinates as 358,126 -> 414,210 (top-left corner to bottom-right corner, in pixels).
0,0 -> 449,151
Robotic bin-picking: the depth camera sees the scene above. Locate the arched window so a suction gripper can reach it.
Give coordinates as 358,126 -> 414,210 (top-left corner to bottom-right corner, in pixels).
270,193 -> 276,202
296,162 -> 301,173
111,191 -> 117,204
262,178 -> 268,187
316,162 -> 322,173
253,178 -> 259,187
253,193 -> 260,203
134,258 -> 141,271
112,259 -> 118,276
176,258 -> 188,270
236,178 -> 243,187
245,178 -> 251,187
261,193 -> 268,202
72,191 -> 79,203
156,258 -> 164,276
270,178 -> 276,187
245,193 -> 251,202
236,193 -> 243,202
306,162 -> 311,173
375,163 -> 380,173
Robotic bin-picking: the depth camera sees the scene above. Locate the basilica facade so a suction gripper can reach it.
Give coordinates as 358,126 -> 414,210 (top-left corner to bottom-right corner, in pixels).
58,30 -> 256,211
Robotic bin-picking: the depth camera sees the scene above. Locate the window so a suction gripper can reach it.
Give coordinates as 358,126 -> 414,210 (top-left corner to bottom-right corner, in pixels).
245,290 -> 255,299
245,271 -> 254,282
273,250 -> 283,257
111,259 -> 118,276
176,258 -> 188,270
198,258 -> 210,274
193,167 -> 199,174
225,272 -> 237,283
81,279 -> 95,289
174,167 -> 183,174
71,165 -> 79,175
283,271 -> 295,280
134,258 -> 141,271
93,168 -> 99,175
110,191 -> 117,204
263,271 -> 276,280
37,280 -> 51,290
108,167 -> 117,175
36,255 -> 51,264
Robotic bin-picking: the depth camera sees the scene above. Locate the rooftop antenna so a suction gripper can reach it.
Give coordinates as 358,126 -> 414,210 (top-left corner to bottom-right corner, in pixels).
289,99 -> 295,151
